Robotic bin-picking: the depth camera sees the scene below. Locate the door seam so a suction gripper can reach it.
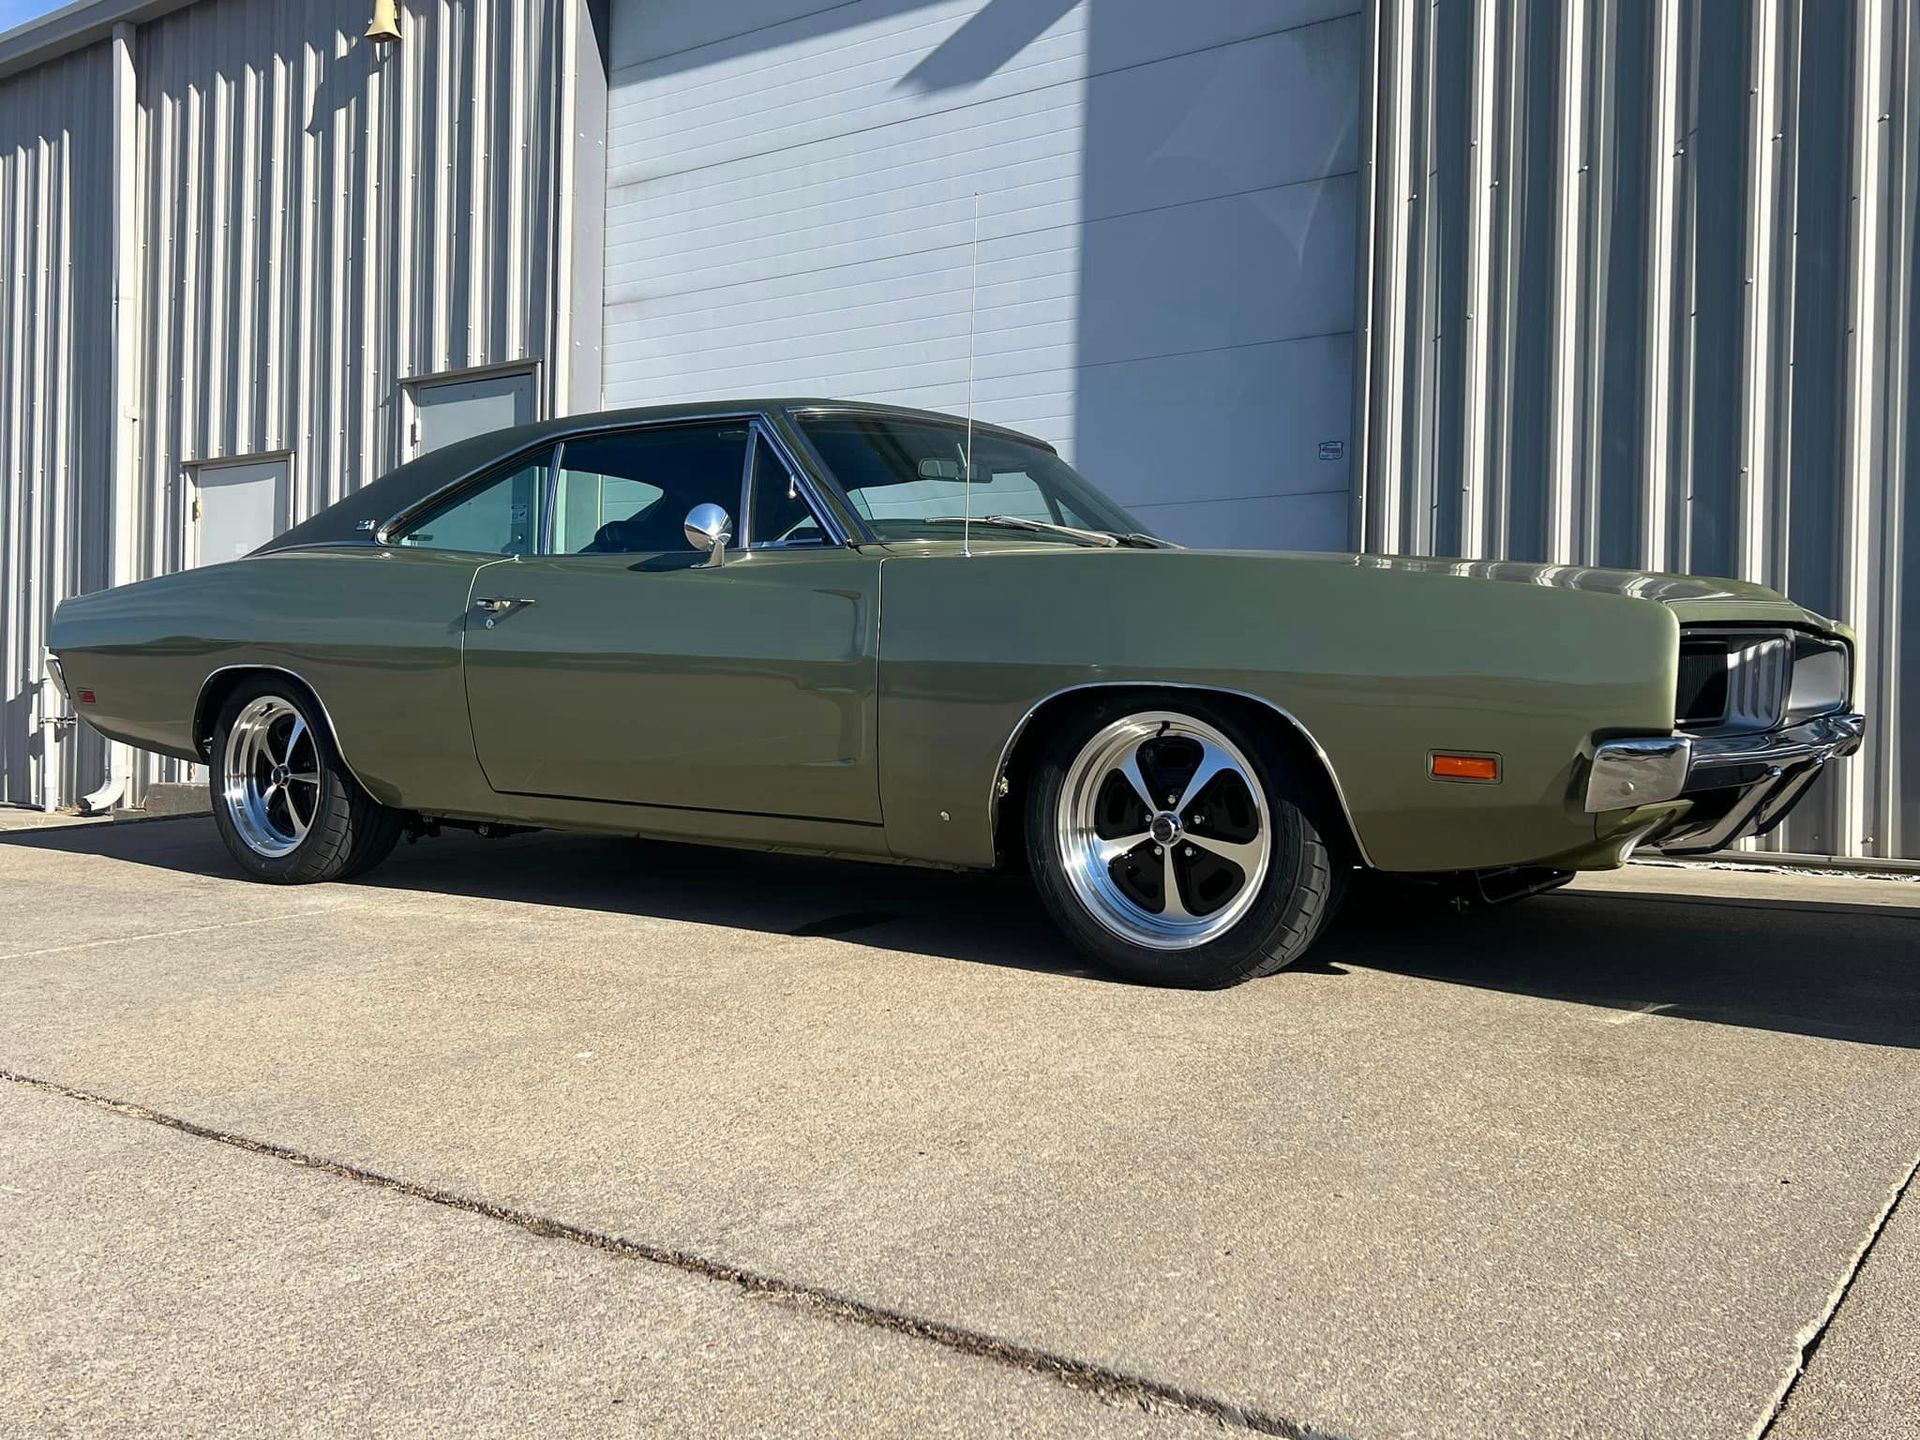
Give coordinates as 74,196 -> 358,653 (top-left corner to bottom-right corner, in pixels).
461,556 -> 518,792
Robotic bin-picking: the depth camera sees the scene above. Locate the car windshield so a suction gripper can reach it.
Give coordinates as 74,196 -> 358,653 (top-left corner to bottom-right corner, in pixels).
796,414 -> 1153,545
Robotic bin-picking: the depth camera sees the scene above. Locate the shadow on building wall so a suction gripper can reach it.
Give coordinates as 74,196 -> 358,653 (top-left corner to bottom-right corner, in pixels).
614,0 -> 1365,550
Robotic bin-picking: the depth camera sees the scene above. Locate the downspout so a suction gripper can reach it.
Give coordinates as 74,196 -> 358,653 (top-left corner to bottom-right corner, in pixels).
34,673 -> 71,812
79,20 -> 140,815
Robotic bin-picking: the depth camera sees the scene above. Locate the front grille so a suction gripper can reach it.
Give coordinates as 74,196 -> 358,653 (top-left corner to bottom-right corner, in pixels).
1676,627 -> 1845,734
1675,645 -> 1730,728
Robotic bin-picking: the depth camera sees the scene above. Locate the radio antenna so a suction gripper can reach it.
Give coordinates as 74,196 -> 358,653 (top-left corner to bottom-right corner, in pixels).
963,191 -> 980,558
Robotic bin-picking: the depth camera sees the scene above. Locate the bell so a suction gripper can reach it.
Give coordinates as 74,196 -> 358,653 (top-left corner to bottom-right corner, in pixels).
366,0 -> 401,45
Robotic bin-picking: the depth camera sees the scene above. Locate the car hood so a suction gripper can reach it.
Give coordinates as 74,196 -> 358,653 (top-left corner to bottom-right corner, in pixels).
1244,550 -> 1847,632
878,539 -> 1834,625
1297,553 -> 1779,603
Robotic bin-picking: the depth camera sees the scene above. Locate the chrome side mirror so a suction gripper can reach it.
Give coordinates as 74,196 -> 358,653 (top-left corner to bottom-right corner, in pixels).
683,503 -> 733,567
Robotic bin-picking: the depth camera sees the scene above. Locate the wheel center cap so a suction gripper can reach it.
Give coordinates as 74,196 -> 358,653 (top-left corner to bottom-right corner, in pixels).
271,764 -> 290,786
1150,812 -> 1182,846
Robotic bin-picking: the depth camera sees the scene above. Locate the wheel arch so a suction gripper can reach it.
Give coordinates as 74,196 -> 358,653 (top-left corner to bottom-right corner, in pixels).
193,664 -> 367,791
989,683 -> 1373,871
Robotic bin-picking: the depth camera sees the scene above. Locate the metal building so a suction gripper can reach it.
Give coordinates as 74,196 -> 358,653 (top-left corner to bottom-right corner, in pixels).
2,0 -> 1915,862
597,0 -> 1364,549
0,0 -> 601,812
1358,0 -> 1918,862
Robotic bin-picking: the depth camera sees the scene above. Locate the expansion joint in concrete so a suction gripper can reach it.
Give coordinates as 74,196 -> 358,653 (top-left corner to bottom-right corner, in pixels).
0,1066 -> 1357,1440
1757,1149 -> 1920,1438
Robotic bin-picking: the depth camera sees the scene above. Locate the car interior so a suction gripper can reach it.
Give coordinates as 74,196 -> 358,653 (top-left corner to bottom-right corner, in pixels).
562,427 -> 748,554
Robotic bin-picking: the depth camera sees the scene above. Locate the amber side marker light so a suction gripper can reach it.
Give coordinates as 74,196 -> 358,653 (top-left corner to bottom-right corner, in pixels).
1431,753 -> 1499,782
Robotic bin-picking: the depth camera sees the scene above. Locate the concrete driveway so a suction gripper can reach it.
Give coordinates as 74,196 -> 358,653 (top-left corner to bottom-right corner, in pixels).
3,815 -> 1916,1439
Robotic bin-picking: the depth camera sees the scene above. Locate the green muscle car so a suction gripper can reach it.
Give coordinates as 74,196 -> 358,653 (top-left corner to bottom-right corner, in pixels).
48,401 -> 1864,988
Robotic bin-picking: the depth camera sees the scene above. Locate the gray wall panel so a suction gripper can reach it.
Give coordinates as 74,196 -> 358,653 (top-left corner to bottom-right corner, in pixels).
1128,490 -> 1352,555
603,0 -> 1364,549
1077,335 -> 1353,512
1359,0 -> 1919,862
0,42 -> 113,810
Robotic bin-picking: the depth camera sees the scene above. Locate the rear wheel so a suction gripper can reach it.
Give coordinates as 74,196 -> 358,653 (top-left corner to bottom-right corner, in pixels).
1025,698 -> 1340,987
208,678 -> 401,883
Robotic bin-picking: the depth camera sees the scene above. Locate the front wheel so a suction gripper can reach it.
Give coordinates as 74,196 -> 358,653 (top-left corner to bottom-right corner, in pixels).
208,678 -> 402,883
1025,699 -> 1340,988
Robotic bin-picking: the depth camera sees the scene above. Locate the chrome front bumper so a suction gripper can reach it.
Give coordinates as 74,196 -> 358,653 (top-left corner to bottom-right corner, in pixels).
1586,711 -> 1865,855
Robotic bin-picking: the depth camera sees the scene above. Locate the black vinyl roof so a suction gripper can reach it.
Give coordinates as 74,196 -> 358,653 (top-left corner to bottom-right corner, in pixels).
259,398 -> 1050,554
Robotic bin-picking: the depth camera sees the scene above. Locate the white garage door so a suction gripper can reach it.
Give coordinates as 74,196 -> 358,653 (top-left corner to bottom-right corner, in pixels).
603,0 -> 1362,549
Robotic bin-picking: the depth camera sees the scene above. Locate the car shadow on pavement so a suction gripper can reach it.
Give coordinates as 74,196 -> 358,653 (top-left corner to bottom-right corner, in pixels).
1330,875 -> 1920,1049
1,816 -> 1102,982
7,818 -> 1919,1047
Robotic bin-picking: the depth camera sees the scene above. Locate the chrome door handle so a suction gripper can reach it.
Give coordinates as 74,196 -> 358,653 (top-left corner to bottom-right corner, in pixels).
474,596 -> 534,628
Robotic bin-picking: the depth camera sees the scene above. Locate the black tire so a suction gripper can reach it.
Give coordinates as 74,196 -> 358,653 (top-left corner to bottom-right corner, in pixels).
1024,695 -> 1342,988
207,676 -> 403,884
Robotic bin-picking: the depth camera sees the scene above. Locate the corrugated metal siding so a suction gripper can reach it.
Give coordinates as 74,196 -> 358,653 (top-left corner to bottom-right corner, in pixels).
1358,0 -> 1920,861
0,42 -> 113,810
1,0 -> 575,809
132,0 -> 564,564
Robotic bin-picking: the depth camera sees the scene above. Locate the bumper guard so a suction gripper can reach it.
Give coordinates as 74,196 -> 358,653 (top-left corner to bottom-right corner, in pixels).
1585,712 -> 1865,855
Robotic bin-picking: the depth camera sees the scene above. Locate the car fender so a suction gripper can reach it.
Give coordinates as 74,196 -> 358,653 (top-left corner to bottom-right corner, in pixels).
872,548 -> 1679,872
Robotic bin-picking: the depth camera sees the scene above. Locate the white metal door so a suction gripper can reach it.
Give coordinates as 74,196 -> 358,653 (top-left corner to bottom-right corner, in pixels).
601,0 -> 1363,549
193,456 -> 290,566
409,370 -> 538,456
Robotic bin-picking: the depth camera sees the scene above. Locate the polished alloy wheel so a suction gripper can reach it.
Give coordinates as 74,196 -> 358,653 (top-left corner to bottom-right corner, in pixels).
1055,711 -> 1271,950
221,694 -> 321,858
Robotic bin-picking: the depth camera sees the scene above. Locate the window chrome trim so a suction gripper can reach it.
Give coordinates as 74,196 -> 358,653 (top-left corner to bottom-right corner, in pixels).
784,403 -> 1057,453
742,418 -> 837,550
376,440 -> 561,553
755,414 -> 852,547
987,681 -> 1376,869
779,405 -> 1155,548
540,440 -> 564,555
376,409 -> 853,554
766,409 -> 880,544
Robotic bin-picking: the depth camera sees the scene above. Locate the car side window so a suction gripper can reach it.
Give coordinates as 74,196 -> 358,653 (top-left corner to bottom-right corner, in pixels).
747,433 -> 827,547
548,423 -> 748,555
553,470 -> 665,554
392,457 -> 547,555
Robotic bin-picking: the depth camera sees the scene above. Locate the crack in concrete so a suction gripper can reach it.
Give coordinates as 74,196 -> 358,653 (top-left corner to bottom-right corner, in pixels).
1,1067 -> 1354,1440
1756,1149 -> 1920,1438
0,910 -> 333,963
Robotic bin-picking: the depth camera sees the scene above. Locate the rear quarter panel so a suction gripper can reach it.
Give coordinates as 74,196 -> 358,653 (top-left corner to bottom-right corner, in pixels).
50,547 -> 493,811
875,550 -> 1680,872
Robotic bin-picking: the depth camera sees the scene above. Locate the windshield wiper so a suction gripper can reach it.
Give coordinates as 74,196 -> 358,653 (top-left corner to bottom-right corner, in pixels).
924,515 -> 1121,547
